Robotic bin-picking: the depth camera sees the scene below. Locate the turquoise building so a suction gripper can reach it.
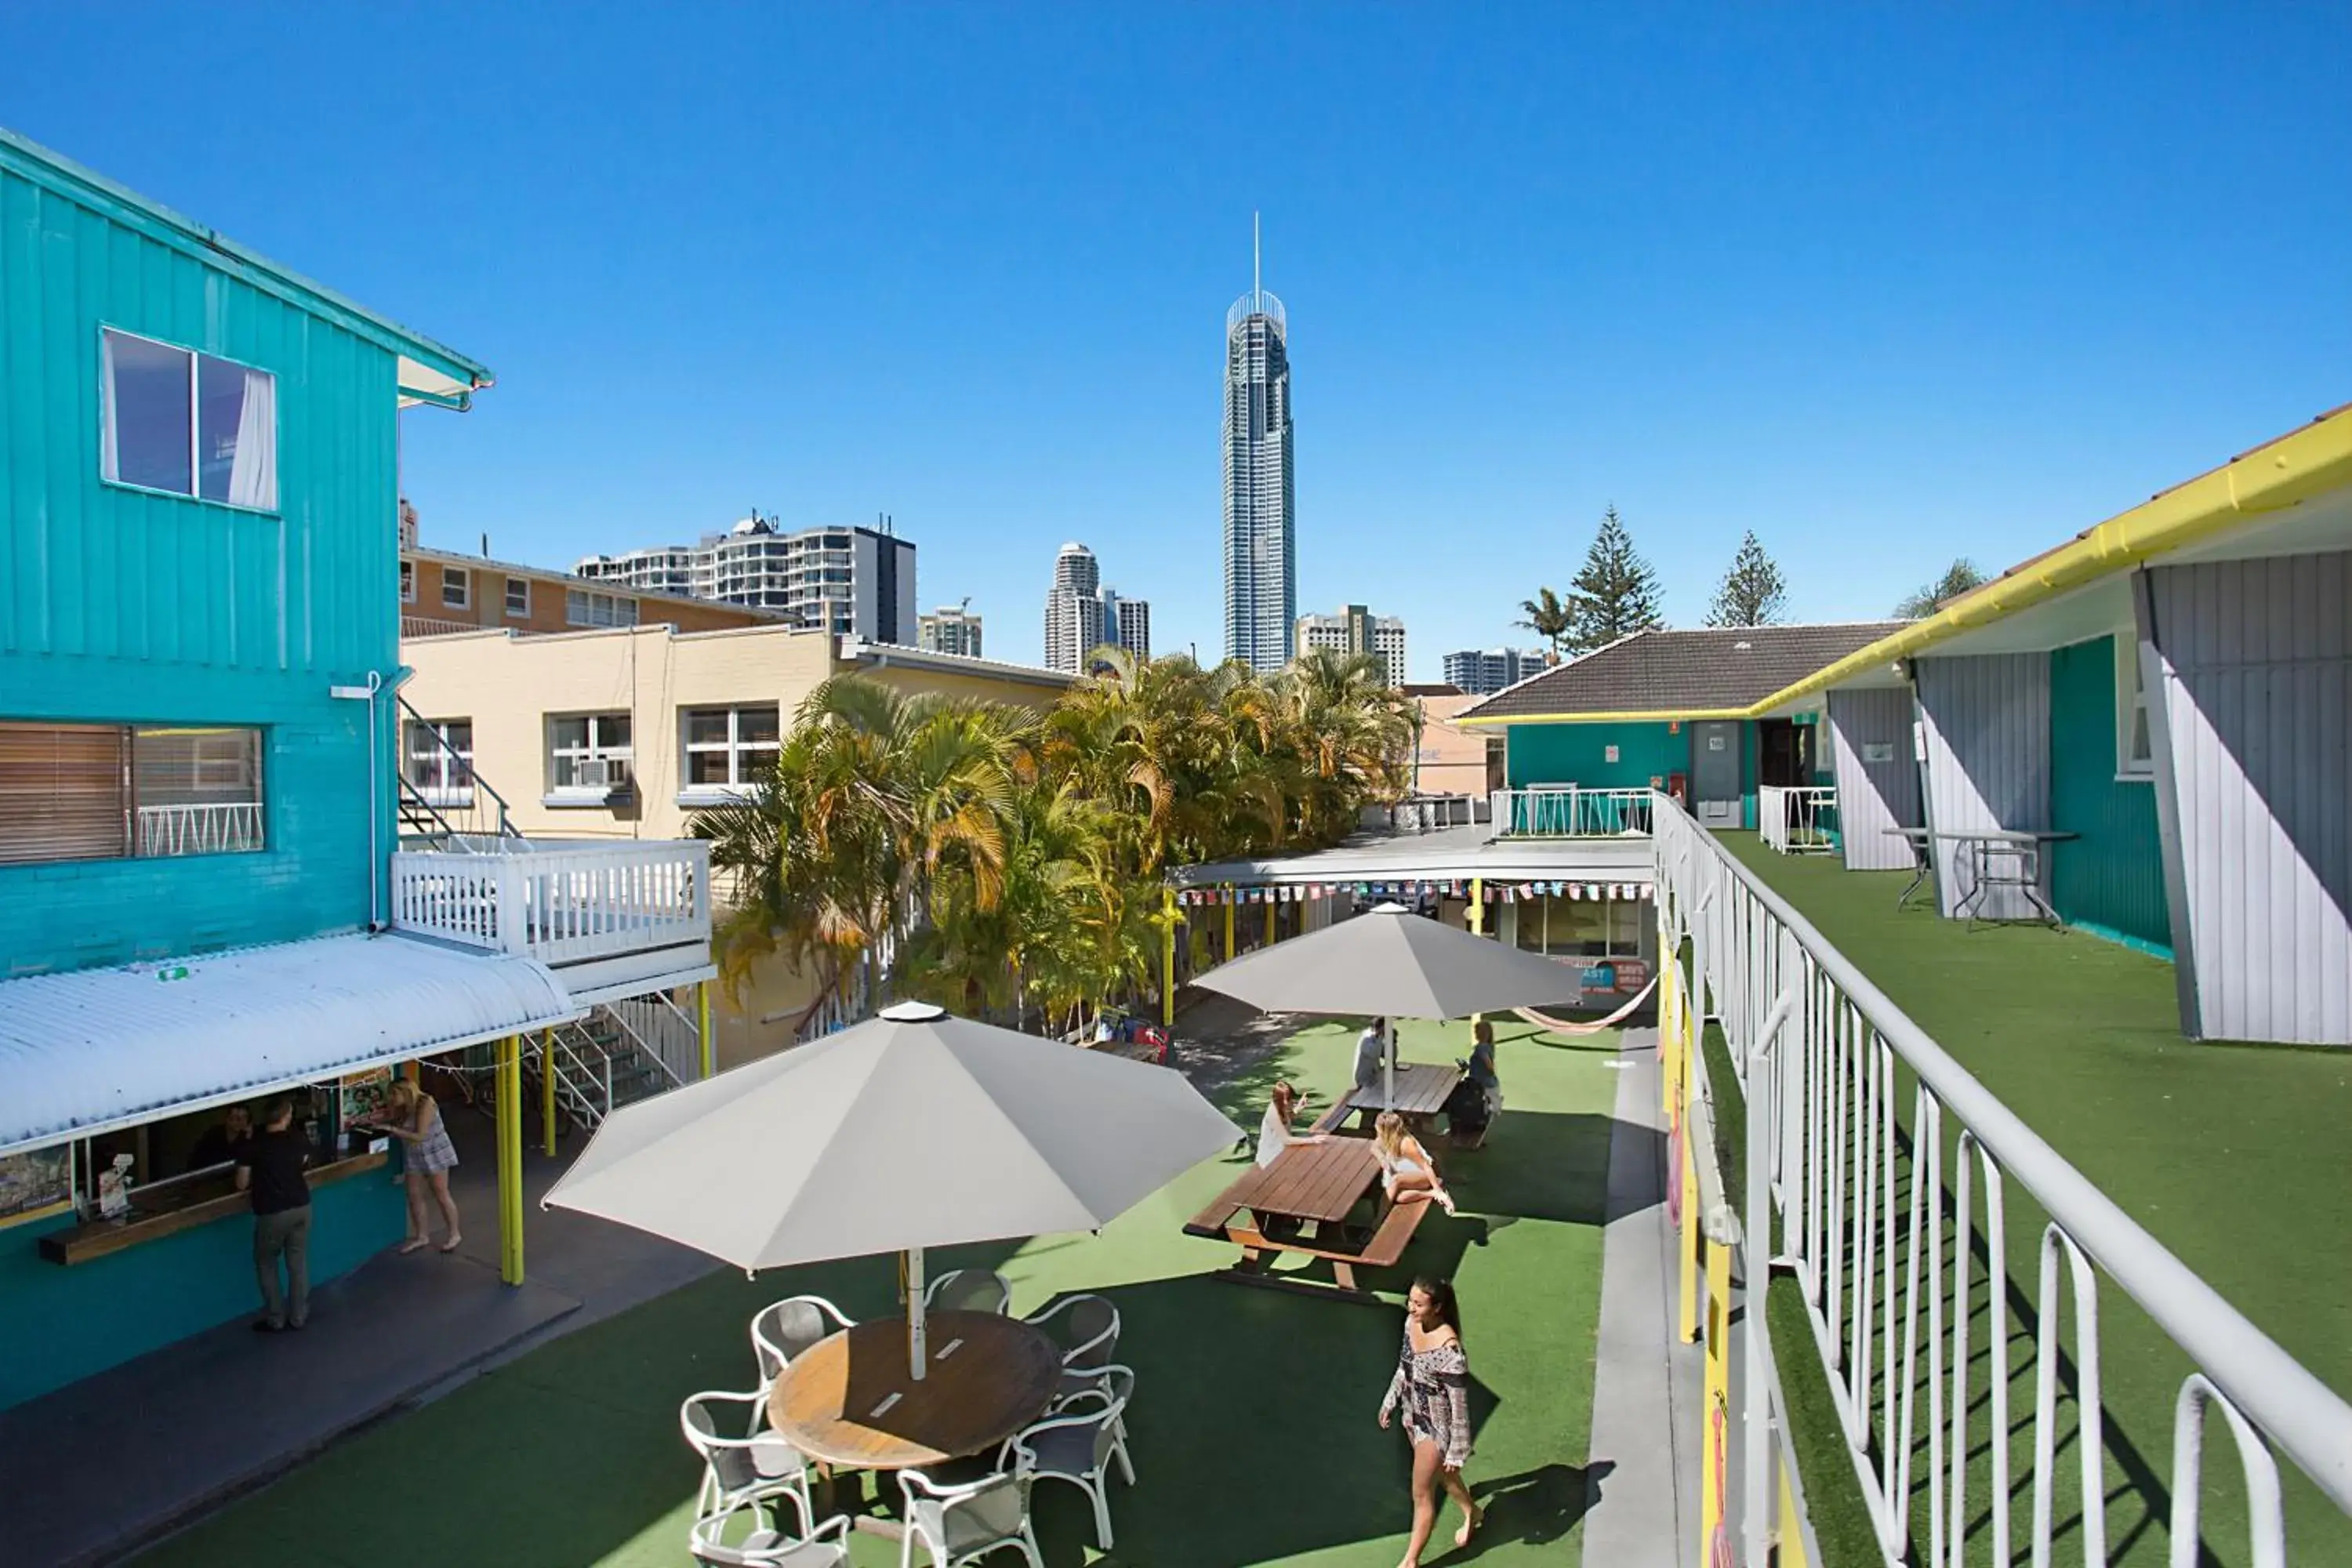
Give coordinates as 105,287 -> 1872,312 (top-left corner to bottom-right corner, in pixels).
0,127 -> 586,1408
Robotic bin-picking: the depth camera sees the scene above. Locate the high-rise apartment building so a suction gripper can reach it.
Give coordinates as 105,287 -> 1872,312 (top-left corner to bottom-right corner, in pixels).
1043,543 -> 1150,671
1442,647 -> 1546,695
1222,232 -> 1296,673
1297,604 -> 1407,686
575,515 -> 916,643
918,604 -> 985,659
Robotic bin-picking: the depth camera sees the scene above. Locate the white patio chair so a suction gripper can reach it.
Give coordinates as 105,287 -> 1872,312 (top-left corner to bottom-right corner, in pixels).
680,1388 -> 814,1527
690,1494 -> 854,1566
1006,1366 -> 1134,1549
924,1267 -> 1012,1316
1049,1358 -> 1137,1486
749,1295 -> 855,1432
897,1464 -> 1044,1568
1025,1294 -> 1120,1398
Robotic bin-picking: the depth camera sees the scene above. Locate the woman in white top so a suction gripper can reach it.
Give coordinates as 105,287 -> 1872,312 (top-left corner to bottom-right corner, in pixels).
1375,1111 -> 1459,1215
1256,1080 -> 1329,1168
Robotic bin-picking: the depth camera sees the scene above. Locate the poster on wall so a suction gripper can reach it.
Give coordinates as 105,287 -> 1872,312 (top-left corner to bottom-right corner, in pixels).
0,1145 -> 74,1227
339,1065 -> 394,1127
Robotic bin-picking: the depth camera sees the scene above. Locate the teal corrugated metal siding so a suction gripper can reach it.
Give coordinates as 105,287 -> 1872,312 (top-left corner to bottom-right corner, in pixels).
2048,636 -> 2169,951
1506,720 -> 1691,789
0,153 -> 401,973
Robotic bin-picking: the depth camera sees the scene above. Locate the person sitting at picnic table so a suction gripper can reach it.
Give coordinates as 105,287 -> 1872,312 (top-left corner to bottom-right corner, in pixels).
1374,1111 -> 1457,1215
1355,1018 -> 1388,1093
1443,1020 -> 1501,1140
1256,1080 -> 1330,1169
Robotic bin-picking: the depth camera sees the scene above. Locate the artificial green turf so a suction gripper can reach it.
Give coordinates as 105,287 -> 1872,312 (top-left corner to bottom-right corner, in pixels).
145,1017 -> 1617,1567
1716,833 -> 2352,1567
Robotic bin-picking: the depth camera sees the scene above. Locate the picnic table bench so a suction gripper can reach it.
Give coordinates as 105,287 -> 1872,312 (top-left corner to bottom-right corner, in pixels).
1331,1062 -> 1464,1137
1182,1138 -> 1429,1300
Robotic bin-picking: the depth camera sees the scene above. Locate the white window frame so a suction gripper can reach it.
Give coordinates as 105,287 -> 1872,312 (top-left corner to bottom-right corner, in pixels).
679,705 -> 780,801
98,326 -> 280,514
565,588 -> 639,629
441,568 -> 470,611
399,560 -> 416,603
546,713 -> 633,801
405,719 -> 474,807
505,575 -> 532,618
2115,633 -> 2154,782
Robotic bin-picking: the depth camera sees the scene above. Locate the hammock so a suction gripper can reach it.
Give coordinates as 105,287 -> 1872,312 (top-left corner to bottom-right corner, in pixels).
1513,976 -> 1660,1036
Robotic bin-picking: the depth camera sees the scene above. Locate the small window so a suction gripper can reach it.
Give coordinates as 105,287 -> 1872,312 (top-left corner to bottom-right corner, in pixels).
405,719 -> 474,805
0,721 -> 264,865
100,328 -> 277,510
442,568 -> 470,610
549,713 -> 633,793
682,706 -> 780,790
505,576 -> 531,618
399,561 -> 416,603
2116,635 -> 2154,780
565,589 -> 637,628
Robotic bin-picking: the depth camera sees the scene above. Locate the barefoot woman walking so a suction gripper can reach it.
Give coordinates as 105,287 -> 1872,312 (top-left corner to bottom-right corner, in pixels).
1378,1276 -> 1481,1565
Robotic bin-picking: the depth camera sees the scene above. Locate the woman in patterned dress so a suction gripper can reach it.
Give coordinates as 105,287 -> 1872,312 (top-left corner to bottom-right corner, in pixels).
365,1080 -> 463,1254
1378,1276 -> 1481,1564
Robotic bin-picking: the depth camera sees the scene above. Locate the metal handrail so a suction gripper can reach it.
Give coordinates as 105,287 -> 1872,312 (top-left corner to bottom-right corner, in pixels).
1653,793 -> 2352,1558
396,693 -> 520,840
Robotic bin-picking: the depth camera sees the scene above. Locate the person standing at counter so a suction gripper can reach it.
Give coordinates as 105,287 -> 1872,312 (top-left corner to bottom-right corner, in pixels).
186,1104 -> 254,1174
235,1097 -> 315,1334
366,1080 -> 463,1255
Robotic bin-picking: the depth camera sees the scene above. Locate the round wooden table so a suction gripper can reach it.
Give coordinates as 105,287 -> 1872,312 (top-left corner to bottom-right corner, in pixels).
767,1310 -> 1064,1471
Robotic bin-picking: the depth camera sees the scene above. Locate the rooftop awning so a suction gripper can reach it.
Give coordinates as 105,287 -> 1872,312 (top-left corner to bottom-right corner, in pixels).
1170,822 -> 1655,887
0,933 -> 580,1157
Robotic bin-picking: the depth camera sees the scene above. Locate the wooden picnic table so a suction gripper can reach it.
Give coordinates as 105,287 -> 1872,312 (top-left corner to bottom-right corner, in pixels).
1338,1062 -> 1464,1131
1185,1137 -> 1428,1298
767,1310 -> 1062,1473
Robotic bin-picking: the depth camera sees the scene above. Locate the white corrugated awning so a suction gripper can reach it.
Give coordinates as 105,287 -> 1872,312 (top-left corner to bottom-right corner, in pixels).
0,932 -> 581,1157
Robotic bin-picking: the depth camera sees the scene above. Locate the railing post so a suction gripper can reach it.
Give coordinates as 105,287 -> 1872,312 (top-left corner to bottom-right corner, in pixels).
1745,978 -> 1796,1568
541,1028 -> 555,1156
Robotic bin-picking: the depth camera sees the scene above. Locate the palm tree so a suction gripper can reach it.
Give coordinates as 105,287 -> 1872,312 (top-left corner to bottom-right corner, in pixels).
1516,587 -> 1573,661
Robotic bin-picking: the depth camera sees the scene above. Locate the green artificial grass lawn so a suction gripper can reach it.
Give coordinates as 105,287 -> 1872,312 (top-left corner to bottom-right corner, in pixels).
146,1018 -> 1618,1568
1715,833 -> 2352,1567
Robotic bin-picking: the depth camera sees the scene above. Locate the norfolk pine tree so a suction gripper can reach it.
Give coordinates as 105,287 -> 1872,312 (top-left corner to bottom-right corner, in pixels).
1566,505 -> 1666,654
1706,531 -> 1789,626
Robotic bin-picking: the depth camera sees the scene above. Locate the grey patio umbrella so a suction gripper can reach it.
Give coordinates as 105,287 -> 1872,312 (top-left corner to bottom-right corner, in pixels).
1191,902 -> 1590,1104
544,1000 -> 1241,1377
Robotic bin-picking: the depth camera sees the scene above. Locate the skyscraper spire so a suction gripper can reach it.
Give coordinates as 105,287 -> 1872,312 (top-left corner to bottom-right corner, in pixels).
1253,210 -> 1261,305
1223,217 -> 1295,674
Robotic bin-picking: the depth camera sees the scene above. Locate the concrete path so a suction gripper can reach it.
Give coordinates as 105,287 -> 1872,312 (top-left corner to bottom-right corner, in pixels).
1581,1027 -> 1702,1568
0,1109 -> 711,1566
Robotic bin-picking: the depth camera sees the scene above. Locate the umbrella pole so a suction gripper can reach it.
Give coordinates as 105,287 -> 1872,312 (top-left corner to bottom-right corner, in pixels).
1385,1019 -> 1397,1111
906,1247 -> 927,1381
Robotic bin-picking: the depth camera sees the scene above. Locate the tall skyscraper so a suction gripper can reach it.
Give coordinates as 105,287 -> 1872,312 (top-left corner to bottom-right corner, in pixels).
1043,543 -> 1104,673
919,604 -> 984,659
1297,604 -> 1406,686
1108,593 -> 1150,660
1222,219 -> 1296,673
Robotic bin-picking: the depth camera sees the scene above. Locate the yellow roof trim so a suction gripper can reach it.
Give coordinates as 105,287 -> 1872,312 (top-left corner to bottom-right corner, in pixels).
1746,405 -> 2352,719
1459,707 -> 1753,728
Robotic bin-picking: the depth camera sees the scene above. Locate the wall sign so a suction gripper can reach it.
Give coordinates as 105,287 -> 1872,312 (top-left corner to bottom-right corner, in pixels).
1604,744 -> 1621,763
1862,741 -> 1896,764
0,1146 -> 74,1228
1707,735 -> 1728,752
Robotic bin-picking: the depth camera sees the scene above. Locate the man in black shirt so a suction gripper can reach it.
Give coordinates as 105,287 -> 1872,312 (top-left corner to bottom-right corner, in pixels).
236,1097 -> 316,1332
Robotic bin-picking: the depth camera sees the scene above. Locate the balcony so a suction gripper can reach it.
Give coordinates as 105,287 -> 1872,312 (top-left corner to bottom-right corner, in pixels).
389,837 -> 713,1000
1490,785 -> 1655,837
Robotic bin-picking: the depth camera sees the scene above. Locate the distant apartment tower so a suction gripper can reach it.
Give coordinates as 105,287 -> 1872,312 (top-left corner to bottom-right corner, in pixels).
1297,605 -> 1406,686
1107,593 -> 1150,660
918,604 -> 984,659
1442,647 -> 1545,695
1044,543 -> 1104,673
1222,236 -> 1296,673
575,514 -> 916,642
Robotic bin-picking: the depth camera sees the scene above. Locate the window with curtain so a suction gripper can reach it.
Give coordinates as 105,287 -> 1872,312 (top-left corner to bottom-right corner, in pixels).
0,723 -> 266,864
405,720 -> 474,804
100,329 -> 276,510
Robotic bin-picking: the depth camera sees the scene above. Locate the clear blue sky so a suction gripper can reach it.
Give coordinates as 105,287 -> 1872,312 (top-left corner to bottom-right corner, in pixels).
7,6 -> 2347,675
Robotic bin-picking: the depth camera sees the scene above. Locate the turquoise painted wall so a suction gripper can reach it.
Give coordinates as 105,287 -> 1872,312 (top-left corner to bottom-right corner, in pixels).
0,1177 -> 405,1408
2049,636 -> 2170,952
0,141 -> 401,973
1506,720 -> 1690,789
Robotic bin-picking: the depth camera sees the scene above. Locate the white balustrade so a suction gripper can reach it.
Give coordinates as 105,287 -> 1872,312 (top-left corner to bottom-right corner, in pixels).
1652,795 -> 2350,1565
1759,784 -> 1838,854
1489,786 -> 1653,838
136,801 -> 265,857
390,839 -> 711,964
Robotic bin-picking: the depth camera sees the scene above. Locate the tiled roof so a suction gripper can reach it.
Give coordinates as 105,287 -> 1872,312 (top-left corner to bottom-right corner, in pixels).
1459,622 -> 1908,722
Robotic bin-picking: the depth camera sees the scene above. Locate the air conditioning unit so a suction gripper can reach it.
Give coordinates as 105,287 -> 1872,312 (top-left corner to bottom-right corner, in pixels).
572,758 -> 626,791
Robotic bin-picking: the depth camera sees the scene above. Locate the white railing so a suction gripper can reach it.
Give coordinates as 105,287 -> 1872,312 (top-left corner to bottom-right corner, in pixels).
1490,786 -> 1653,838
1652,793 -> 2352,1566
390,839 -> 711,964
136,801 -> 264,857
606,993 -> 704,1085
1759,785 -> 1838,855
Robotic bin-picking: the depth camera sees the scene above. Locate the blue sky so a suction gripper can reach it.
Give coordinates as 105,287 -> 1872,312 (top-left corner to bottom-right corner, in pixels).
6,6 -> 2347,675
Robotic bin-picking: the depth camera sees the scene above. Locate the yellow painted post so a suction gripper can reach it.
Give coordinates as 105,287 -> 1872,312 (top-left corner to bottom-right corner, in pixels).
1265,895 -> 1276,947
1222,891 -> 1236,962
496,1033 -> 524,1286
1700,1233 -> 1733,1568
1161,887 -> 1178,1027
696,980 -> 713,1080
1468,878 -> 1484,935
1776,1456 -> 1812,1568
540,1028 -> 555,1157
